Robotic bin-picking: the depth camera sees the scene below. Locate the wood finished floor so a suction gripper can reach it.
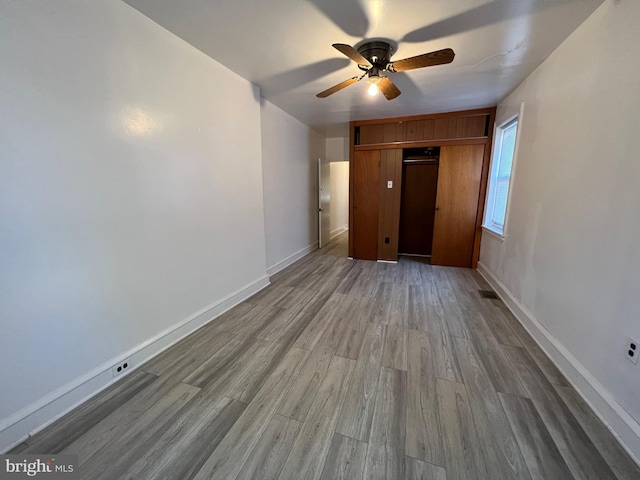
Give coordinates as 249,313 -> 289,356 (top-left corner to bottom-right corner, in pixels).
15,233 -> 640,479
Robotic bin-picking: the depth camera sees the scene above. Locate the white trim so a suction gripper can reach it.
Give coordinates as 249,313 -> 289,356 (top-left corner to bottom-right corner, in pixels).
481,226 -> 505,242
477,261 -> 640,465
377,260 -> 398,264
502,103 -> 525,236
266,242 -> 318,276
318,157 -> 323,248
330,225 -> 348,239
0,274 -> 270,453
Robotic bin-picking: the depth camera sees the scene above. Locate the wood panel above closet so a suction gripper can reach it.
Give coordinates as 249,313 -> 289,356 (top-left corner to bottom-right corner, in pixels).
354,109 -> 491,148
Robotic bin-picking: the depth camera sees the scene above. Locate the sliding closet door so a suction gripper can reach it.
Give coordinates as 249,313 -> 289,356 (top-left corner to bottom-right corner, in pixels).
431,145 -> 484,267
351,150 -> 380,260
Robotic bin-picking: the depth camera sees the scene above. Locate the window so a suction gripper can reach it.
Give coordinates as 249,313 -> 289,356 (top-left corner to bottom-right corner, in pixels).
485,118 -> 518,236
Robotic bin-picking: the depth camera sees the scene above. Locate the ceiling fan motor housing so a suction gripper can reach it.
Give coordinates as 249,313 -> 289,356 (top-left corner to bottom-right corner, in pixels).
357,41 -> 395,70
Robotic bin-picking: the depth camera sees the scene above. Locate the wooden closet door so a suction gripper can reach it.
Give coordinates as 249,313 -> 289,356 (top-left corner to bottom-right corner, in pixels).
352,150 -> 380,260
431,145 -> 484,267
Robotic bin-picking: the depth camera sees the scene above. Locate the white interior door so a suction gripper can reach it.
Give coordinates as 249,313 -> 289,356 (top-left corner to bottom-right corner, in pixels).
318,157 -> 330,248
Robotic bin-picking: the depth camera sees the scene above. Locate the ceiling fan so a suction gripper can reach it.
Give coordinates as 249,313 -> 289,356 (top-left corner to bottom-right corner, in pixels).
316,40 -> 455,100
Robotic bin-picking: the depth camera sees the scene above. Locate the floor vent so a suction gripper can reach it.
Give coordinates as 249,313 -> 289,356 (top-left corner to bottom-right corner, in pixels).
478,289 -> 499,299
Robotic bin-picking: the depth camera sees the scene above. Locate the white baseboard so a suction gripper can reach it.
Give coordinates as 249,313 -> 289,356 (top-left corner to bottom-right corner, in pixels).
477,261 -> 640,465
330,225 -> 348,240
0,274 -> 270,453
267,242 -> 317,276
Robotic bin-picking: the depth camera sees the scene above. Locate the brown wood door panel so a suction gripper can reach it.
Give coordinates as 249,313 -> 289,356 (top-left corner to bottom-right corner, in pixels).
374,125 -> 385,144
383,123 -> 397,143
405,121 -> 417,141
395,122 -> 406,142
448,118 -> 460,139
434,118 -> 448,140
352,150 -> 381,260
421,119 -> 434,140
431,145 -> 484,267
462,116 -> 488,138
359,125 -> 375,145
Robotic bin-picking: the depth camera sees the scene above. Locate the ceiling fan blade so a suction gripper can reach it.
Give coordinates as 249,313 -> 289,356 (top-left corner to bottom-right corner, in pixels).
389,48 -> 455,72
332,43 -> 371,67
378,77 -> 401,100
316,76 -> 361,98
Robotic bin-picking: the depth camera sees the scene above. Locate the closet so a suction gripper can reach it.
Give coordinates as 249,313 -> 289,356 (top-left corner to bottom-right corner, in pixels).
398,148 -> 439,257
348,108 -> 495,268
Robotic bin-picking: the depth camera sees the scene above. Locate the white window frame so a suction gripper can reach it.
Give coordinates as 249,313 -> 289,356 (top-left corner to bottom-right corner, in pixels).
483,114 -> 520,238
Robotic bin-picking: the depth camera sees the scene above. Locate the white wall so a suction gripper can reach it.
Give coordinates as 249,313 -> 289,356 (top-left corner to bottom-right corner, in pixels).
260,100 -> 325,274
326,136 -> 349,163
0,0 -> 268,450
479,0 -> 640,458
330,162 -> 349,238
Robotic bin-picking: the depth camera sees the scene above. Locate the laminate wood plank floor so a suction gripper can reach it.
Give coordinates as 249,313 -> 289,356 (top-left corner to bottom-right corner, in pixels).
17,232 -> 639,479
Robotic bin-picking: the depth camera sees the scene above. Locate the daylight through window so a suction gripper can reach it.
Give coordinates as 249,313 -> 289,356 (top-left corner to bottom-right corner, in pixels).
485,118 -> 518,235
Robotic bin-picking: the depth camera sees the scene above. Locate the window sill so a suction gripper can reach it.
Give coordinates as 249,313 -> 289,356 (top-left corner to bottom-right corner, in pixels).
482,226 -> 505,242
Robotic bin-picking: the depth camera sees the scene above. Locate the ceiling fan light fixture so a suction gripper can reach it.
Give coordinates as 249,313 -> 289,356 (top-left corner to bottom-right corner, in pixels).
368,76 -> 380,96
367,66 -> 382,97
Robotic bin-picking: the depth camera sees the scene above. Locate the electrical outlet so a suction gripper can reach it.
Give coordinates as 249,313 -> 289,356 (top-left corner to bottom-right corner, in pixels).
625,338 -> 638,365
112,358 -> 132,377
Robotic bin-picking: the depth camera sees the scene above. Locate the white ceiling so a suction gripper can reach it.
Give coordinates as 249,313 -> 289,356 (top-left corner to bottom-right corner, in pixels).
123,0 -> 602,137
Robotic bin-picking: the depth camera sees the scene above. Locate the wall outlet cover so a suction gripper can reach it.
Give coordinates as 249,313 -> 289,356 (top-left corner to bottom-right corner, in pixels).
112,358 -> 132,377
625,337 -> 638,365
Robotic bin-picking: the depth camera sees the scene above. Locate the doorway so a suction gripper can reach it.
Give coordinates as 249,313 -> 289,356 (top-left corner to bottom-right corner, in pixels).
398,148 -> 439,257
318,157 -> 330,248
